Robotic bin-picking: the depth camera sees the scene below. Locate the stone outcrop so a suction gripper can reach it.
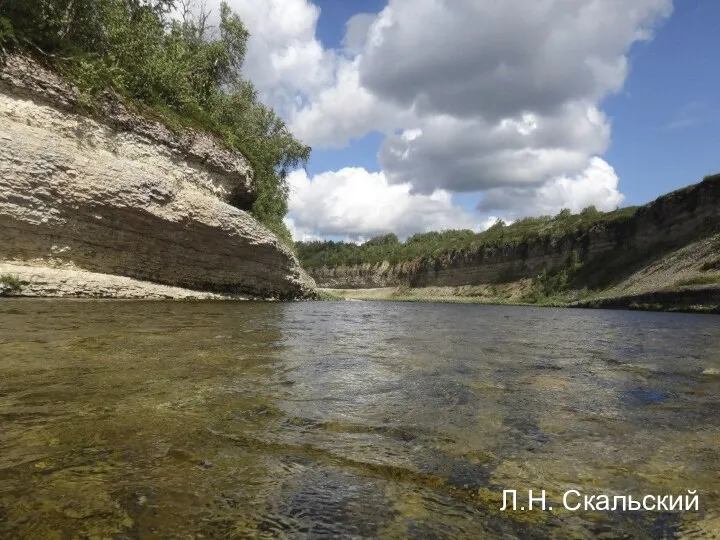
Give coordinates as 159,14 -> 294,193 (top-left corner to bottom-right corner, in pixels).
309,175 -> 720,290
0,54 -> 315,299
0,262 -> 252,300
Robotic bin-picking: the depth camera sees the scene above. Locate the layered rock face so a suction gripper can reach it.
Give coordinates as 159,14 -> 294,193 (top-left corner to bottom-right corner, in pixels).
0,55 -> 315,299
311,176 -> 720,289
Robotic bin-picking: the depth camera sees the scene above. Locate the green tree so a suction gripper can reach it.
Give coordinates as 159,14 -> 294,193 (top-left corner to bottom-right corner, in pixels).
580,205 -> 600,218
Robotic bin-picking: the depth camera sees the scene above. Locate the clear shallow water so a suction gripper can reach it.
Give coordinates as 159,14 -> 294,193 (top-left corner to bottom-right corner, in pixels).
0,300 -> 719,539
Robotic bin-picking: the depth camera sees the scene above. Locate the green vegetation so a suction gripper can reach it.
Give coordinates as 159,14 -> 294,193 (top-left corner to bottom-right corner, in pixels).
0,274 -> 23,292
0,0 -> 310,245
297,206 -> 638,269
315,289 -> 342,301
522,251 -> 587,304
312,175 -> 720,312
299,175 -> 720,272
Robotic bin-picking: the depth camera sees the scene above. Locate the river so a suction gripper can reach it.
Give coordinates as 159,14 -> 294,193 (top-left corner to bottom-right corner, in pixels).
0,300 -> 718,538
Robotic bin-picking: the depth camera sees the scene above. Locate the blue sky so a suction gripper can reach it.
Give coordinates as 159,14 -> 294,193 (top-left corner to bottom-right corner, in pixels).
604,0 -> 720,205
305,0 -> 387,177
311,0 -> 719,208
226,0 -> 719,240
313,1 -> 387,50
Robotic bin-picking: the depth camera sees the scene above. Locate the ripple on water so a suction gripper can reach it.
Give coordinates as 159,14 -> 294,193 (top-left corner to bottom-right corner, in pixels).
0,300 -> 719,538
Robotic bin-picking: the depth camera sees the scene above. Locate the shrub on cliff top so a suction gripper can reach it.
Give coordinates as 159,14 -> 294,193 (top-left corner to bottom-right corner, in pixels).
296,204 -> 641,270
0,0 -> 309,245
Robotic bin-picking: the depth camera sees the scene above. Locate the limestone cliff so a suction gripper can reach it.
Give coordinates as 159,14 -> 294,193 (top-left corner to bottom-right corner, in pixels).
309,175 -> 720,291
0,55 -> 315,299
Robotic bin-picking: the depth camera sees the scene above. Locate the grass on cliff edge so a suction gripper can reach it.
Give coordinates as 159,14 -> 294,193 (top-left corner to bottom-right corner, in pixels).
297,205 -> 639,269
1,0 -> 309,248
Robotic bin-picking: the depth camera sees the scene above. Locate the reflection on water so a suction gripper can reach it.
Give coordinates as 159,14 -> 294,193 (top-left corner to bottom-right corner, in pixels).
0,300 -> 719,538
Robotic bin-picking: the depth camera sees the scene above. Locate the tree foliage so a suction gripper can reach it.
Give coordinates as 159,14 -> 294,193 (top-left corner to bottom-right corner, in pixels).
296,206 -> 640,269
0,0 -> 309,244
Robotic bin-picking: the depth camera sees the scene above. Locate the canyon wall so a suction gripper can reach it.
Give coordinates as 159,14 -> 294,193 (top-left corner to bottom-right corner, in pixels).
0,55 -> 315,299
310,176 -> 720,289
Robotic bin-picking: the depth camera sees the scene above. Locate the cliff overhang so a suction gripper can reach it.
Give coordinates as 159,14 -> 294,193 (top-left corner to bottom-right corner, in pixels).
0,54 -> 316,300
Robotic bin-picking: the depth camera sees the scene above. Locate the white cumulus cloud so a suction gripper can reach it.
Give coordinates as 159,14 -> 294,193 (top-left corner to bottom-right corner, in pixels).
289,57 -> 411,148
360,0 -> 671,121
202,0 -> 336,114
478,158 -> 625,217
286,168 -> 491,241
196,0 -> 673,240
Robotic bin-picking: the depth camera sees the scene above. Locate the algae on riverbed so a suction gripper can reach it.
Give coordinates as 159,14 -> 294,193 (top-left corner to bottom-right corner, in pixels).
1,299 -> 719,537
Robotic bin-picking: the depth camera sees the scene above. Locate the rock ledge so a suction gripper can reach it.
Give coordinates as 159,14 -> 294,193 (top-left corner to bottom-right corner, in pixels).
0,54 -> 316,299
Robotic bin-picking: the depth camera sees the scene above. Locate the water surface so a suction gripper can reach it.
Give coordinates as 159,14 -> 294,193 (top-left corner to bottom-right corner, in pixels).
1,300 -> 719,538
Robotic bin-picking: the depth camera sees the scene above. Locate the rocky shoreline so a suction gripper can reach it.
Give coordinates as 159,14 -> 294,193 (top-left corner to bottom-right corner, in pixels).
321,285 -> 720,314
0,263 -> 260,300
317,231 -> 720,313
306,178 -> 720,312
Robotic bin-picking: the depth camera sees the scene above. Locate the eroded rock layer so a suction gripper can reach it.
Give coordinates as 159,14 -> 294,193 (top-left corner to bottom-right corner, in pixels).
0,55 -> 315,299
309,176 -> 720,290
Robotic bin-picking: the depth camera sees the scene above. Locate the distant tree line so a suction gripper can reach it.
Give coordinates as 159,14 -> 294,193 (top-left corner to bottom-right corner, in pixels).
0,0 -> 310,245
296,205 -> 639,269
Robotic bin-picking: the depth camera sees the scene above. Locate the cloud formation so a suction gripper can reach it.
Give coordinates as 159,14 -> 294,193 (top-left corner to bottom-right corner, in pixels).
360,0 -> 670,121
216,0 -> 335,114
379,104 -> 611,194
477,158 -> 625,217
202,0 -> 672,240
287,168 -> 491,241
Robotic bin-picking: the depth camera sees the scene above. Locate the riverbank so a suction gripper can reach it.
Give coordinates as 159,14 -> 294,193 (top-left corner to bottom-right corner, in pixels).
321,284 -> 720,314
319,231 -> 720,313
320,282 -> 542,305
301,177 -> 720,315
